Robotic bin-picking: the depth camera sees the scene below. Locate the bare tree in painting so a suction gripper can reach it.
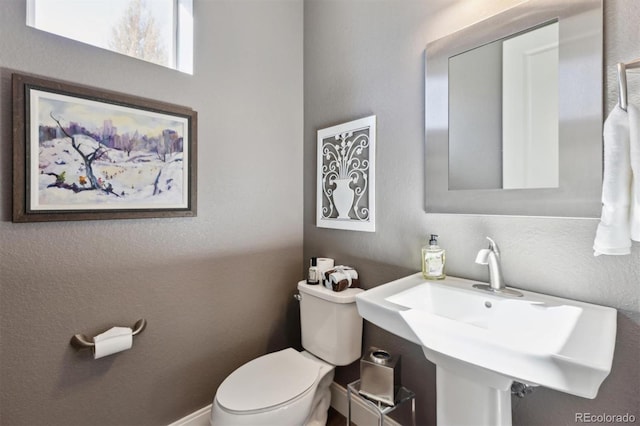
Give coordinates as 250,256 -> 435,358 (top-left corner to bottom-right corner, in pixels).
109,0 -> 168,66
155,129 -> 179,162
120,131 -> 139,157
48,113 -> 119,197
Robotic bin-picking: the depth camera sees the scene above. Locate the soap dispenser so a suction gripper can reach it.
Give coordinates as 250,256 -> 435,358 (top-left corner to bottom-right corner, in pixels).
422,234 -> 446,280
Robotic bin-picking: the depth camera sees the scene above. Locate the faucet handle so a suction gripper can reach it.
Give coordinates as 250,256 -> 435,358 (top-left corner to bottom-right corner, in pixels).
475,248 -> 491,265
486,237 -> 500,256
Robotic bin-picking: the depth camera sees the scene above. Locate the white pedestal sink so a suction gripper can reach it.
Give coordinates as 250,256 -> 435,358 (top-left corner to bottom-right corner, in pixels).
355,273 -> 617,426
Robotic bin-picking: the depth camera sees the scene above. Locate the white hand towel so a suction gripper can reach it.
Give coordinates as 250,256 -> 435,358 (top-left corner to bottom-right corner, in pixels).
628,103 -> 640,241
594,104 -> 632,256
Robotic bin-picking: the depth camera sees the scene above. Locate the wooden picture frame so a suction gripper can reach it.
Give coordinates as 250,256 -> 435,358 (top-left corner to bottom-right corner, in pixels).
12,73 -> 197,222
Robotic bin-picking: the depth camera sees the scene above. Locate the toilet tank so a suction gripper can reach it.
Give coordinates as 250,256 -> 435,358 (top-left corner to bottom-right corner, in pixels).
297,281 -> 363,366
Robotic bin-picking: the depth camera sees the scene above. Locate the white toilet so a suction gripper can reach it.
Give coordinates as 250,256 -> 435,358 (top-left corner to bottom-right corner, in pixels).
210,280 -> 364,425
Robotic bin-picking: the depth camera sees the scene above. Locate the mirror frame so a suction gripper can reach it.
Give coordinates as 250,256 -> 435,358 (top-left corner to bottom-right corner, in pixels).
425,0 -> 603,217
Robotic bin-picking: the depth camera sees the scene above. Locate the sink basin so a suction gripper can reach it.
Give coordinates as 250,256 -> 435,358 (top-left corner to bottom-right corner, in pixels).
388,280 -> 583,358
355,273 -> 617,401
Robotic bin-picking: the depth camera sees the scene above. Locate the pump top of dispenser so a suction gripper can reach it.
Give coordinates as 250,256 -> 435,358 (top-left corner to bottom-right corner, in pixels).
429,235 -> 439,246
311,257 -> 317,266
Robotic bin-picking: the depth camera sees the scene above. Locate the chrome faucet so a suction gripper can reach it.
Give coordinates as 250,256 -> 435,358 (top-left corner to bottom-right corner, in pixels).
473,237 -> 523,297
476,237 -> 504,290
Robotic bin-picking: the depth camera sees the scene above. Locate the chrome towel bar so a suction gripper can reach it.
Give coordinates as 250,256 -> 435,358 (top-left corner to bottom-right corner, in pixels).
70,319 -> 147,350
617,57 -> 640,111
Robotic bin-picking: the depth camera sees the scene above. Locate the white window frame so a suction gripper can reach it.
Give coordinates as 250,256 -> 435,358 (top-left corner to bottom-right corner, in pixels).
26,0 -> 193,74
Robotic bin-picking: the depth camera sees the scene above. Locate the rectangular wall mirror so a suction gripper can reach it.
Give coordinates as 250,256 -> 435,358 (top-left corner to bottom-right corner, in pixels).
425,0 -> 603,217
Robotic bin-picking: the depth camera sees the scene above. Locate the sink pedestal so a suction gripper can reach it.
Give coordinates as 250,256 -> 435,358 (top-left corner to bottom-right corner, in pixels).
425,348 -> 514,426
437,365 -> 511,426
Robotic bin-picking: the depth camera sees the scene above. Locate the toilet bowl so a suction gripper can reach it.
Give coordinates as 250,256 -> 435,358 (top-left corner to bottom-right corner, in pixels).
211,348 -> 334,426
210,281 -> 364,426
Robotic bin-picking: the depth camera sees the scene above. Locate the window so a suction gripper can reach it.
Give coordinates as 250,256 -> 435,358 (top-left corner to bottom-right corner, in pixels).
26,0 -> 193,74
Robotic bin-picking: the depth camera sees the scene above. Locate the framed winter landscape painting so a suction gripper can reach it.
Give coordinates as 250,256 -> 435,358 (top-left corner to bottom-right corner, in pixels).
12,73 -> 197,222
316,115 -> 376,232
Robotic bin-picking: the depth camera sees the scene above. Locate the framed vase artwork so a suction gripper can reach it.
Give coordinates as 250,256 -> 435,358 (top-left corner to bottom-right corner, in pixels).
12,72 -> 197,222
316,115 -> 376,232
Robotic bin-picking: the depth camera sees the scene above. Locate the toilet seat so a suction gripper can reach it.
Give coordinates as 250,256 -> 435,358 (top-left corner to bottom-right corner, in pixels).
216,348 -> 321,413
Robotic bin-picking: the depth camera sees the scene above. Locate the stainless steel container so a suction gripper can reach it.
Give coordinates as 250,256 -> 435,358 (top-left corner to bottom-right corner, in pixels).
359,347 -> 401,406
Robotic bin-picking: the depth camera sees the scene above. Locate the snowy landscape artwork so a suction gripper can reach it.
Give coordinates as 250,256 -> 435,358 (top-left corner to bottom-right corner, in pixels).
13,73 -> 197,222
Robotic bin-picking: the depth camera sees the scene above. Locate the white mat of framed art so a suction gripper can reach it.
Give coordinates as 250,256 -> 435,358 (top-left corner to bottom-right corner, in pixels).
316,115 -> 375,232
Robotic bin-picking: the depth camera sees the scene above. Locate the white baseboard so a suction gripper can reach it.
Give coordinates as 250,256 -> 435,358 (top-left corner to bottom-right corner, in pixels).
167,404 -> 212,426
168,382 -> 401,426
330,382 -> 401,426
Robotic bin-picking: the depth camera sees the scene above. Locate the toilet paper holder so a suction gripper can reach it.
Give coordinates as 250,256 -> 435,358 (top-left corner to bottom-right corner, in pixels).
70,318 -> 147,350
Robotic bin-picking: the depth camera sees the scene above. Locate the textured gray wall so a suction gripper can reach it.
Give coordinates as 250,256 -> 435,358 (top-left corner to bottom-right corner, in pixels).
0,0 -> 303,425
304,0 -> 639,425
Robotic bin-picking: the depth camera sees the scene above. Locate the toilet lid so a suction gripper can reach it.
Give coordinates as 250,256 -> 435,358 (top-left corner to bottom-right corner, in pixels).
216,348 -> 320,412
